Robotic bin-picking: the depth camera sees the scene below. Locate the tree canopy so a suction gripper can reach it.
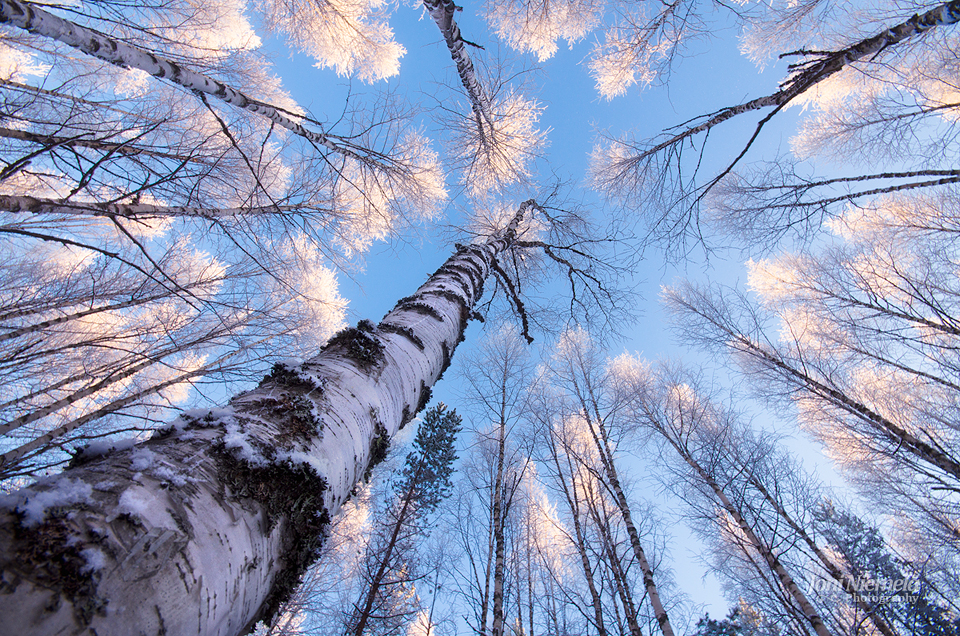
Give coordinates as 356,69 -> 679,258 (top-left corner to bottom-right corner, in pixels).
2,0 -> 960,634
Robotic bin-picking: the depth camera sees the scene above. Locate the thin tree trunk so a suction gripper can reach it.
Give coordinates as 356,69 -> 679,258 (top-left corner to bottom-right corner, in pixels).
1,322 -> 239,435
663,432 -> 835,636
0,201 -> 536,635
422,0 -> 494,138
547,431 -> 608,636
578,399 -> 675,636
350,479 -> 418,636
0,126 -> 208,163
588,493 -> 643,636
479,476 -> 496,636
0,277 -> 221,345
746,476 -> 899,636
491,417 -> 507,636
633,0 -> 960,162
742,335 -> 960,481
0,0 -> 378,165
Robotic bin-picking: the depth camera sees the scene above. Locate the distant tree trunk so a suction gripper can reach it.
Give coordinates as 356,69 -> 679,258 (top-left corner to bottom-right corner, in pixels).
584,412 -> 675,636
646,409 -> 835,636
745,477 -> 899,636
545,426 -> 608,636
0,202 -> 536,636
349,481 -> 417,636
490,415 -> 510,636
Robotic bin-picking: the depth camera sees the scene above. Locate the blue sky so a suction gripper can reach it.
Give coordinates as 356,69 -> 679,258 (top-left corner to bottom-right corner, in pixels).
259,2 -> 826,621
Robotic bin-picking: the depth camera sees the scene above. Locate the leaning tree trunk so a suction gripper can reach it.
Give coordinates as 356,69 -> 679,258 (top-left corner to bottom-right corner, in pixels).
0,0 -> 374,164
0,202 -> 535,635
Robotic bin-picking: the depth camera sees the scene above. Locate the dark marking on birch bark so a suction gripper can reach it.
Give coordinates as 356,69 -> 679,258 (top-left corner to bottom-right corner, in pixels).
400,405 -> 414,428
379,322 -> 425,351
438,341 -> 453,382
415,381 -> 432,417
260,363 -> 326,394
362,421 -> 390,483
391,300 -> 445,322
238,394 -> 323,445
320,320 -> 385,370
421,289 -> 470,326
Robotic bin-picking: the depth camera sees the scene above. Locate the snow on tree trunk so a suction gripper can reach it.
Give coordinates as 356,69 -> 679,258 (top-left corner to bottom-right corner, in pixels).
0,201 -> 534,636
0,0 -> 371,163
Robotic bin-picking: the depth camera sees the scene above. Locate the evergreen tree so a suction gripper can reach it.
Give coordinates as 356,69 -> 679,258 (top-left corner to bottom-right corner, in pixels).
814,502 -> 960,636
345,403 -> 461,636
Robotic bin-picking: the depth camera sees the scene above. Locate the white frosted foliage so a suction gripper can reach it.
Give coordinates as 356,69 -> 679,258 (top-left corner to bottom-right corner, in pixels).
482,0 -> 603,61
588,12 -> 674,99
452,91 -> 548,197
257,0 -> 404,82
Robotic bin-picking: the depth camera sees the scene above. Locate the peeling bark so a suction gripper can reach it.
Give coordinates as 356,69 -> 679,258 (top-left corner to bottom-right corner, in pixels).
0,201 -> 537,635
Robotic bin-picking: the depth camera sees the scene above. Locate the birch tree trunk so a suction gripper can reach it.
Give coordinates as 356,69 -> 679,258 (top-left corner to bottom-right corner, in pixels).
745,477 -> 899,636
0,0 -> 375,164
0,201 -> 536,636
583,413 -> 675,636
490,418 -> 508,636
691,461 -> 834,636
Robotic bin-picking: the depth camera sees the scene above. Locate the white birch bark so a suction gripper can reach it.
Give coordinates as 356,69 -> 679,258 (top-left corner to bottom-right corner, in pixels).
0,194 -> 326,220
490,418 -> 507,636
609,0 -> 960,167
746,477 -> 899,636
0,201 -> 536,636
0,0 -> 380,166
693,463 -> 834,636
423,0 -> 494,137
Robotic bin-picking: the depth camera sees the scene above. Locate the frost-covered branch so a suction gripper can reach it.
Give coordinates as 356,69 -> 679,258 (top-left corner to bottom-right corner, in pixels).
0,194 -> 333,219
592,0 -> 960,254
0,0 -> 397,169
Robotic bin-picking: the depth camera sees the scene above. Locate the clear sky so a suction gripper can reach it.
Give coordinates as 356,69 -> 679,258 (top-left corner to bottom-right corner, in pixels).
259,2 -> 828,622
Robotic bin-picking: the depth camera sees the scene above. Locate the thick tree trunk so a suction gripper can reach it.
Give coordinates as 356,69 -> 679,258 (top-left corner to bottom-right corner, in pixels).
0,202 -> 535,635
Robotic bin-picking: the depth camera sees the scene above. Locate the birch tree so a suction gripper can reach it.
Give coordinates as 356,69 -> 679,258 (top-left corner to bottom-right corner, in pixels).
0,200 -> 543,635
621,362 -> 844,636
590,0 -> 960,255
454,326 -> 534,636
663,274 -> 960,615
545,328 -> 678,636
